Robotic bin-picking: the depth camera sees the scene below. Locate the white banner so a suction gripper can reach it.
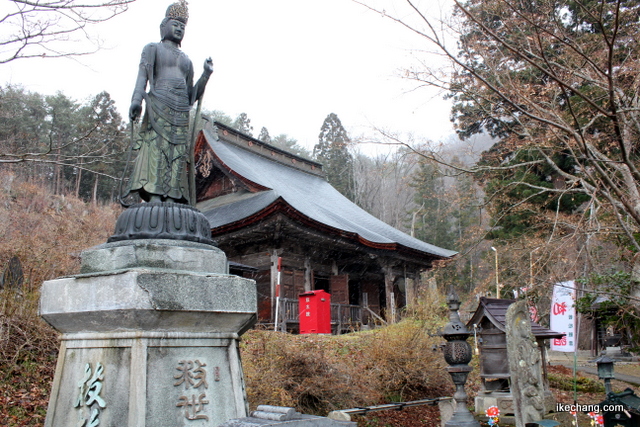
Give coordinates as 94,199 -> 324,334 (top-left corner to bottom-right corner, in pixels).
550,281 -> 577,352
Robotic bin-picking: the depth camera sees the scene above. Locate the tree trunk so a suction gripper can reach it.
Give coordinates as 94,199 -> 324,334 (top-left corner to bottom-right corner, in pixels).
92,174 -> 99,205
54,148 -> 61,195
75,160 -> 83,199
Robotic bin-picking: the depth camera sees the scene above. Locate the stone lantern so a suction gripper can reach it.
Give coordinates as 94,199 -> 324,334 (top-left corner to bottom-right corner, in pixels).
592,355 -> 616,394
440,289 -> 480,427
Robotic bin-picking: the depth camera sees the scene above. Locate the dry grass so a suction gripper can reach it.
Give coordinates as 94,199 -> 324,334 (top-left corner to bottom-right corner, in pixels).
241,292 -> 452,416
0,173 -> 120,426
0,173 -> 120,290
0,173 -> 119,363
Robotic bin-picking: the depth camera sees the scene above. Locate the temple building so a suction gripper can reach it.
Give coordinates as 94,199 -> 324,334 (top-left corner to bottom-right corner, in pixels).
194,121 -> 456,331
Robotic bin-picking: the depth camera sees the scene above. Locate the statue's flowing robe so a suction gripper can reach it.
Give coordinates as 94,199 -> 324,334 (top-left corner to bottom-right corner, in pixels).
129,42 -> 195,204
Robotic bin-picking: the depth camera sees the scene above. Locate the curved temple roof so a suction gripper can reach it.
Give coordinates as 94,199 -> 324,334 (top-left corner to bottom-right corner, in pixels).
196,122 -> 457,261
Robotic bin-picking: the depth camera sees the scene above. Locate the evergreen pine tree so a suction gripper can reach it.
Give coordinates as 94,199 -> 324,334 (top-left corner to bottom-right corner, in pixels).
232,112 -> 253,136
314,113 -> 355,200
271,134 -> 311,159
203,110 -> 234,127
409,159 -> 453,249
258,127 -> 271,143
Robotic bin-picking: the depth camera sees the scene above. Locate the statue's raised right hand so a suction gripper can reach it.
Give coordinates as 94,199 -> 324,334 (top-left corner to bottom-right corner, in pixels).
129,103 -> 143,122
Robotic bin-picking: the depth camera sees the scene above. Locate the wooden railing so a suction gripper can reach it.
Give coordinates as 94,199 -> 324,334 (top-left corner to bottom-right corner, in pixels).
331,303 -> 363,331
277,298 -> 363,332
281,298 -> 299,323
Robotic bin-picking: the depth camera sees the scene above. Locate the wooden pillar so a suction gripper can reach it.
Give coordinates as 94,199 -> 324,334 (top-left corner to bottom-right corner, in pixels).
270,249 -> 280,323
383,266 -> 396,323
405,272 -> 417,309
304,257 -> 312,292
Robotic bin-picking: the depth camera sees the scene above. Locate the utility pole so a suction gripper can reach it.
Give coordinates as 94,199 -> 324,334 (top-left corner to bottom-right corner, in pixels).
491,246 -> 499,298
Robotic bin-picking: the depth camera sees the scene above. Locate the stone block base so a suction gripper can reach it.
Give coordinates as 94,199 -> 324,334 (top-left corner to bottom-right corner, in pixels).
475,392 -> 515,417
46,331 -> 248,426
220,413 -> 355,426
475,390 -> 556,423
40,239 -> 257,426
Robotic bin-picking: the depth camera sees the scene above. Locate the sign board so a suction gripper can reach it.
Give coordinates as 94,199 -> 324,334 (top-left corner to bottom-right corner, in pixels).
550,281 -> 577,352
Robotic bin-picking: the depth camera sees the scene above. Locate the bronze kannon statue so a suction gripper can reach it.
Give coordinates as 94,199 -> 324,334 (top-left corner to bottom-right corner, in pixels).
126,0 -> 212,205
109,0 -> 214,245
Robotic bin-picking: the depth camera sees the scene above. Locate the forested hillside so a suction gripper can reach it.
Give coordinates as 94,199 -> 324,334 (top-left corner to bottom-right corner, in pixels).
0,86 -> 128,203
0,174 -> 120,425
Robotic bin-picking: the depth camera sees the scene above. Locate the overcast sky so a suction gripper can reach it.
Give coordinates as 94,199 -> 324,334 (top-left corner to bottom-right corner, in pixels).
3,0 -> 456,153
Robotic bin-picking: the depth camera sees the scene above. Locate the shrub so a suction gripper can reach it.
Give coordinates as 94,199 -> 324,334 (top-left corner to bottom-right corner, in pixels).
241,319 -> 452,416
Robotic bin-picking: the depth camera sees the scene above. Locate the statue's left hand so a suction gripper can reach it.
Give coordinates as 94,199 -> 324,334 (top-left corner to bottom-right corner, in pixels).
204,57 -> 213,75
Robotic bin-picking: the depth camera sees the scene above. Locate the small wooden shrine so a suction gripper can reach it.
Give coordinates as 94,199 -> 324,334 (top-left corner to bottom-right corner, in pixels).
467,297 -> 564,417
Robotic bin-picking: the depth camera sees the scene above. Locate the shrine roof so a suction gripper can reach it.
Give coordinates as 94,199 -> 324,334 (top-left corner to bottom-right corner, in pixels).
467,297 -> 564,339
196,122 -> 457,261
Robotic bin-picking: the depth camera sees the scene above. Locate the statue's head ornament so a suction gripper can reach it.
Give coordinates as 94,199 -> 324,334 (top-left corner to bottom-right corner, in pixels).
166,0 -> 189,24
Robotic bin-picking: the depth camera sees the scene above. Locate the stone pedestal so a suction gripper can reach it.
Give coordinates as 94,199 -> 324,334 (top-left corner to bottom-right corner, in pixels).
474,391 -> 516,425
475,390 -> 555,423
40,240 -> 257,427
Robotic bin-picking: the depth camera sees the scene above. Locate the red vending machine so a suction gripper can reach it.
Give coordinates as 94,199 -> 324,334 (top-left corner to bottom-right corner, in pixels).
299,290 -> 331,334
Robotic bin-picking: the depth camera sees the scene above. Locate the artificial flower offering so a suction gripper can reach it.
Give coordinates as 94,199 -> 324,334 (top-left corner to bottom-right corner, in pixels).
588,411 -> 605,426
486,406 -> 500,418
486,405 -> 500,426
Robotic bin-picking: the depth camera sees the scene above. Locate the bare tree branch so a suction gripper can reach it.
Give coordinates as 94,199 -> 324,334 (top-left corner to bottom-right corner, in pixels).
1,0 -> 135,63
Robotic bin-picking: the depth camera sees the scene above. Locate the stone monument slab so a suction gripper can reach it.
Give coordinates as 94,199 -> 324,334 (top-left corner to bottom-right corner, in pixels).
505,300 -> 545,427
